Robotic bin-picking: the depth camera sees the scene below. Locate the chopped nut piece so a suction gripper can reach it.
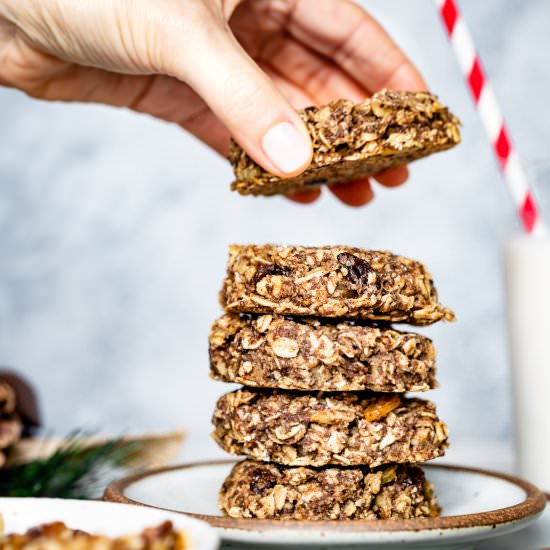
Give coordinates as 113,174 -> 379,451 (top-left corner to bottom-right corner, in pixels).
273,484 -> 288,510
363,395 -> 402,422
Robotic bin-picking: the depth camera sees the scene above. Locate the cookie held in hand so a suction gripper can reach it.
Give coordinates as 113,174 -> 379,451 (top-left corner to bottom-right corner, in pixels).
229,89 -> 460,196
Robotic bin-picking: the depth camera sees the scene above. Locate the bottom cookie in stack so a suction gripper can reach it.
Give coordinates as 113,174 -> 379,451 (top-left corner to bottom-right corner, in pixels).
219,460 -> 439,520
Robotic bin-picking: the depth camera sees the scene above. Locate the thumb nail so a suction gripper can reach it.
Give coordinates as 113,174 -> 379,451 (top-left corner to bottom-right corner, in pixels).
261,122 -> 312,175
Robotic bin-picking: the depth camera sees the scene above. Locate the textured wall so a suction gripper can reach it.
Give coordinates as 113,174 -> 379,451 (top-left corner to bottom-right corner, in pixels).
1,0 -> 549,466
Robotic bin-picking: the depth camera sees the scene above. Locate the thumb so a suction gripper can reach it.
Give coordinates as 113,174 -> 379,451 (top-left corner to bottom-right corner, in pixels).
174,23 -> 312,178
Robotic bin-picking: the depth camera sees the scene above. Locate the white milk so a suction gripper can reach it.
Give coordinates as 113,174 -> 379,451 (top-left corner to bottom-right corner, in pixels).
504,235 -> 550,491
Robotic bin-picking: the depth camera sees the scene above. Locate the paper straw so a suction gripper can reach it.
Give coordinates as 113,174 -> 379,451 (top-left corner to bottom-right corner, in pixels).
435,0 -> 547,235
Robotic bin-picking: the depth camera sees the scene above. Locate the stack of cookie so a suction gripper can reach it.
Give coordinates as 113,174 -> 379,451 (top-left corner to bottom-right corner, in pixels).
209,244 -> 454,521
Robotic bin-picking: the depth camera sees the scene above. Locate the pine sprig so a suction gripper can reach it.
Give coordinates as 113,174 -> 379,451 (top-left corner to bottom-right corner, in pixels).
0,432 -> 139,499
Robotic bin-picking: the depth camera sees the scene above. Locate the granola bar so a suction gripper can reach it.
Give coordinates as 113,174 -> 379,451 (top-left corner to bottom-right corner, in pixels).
209,313 -> 436,392
219,459 -> 439,520
222,244 -> 454,325
229,89 -> 460,196
212,389 -> 448,467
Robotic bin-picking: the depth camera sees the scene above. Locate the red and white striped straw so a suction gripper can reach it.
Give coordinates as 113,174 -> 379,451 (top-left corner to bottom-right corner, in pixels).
435,0 -> 546,235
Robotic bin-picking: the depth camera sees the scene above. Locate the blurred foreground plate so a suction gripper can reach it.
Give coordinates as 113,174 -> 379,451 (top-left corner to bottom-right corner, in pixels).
0,497 -> 218,550
104,460 -> 546,549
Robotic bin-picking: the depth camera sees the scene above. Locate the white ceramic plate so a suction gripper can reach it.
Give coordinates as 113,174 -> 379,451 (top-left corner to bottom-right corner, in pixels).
0,497 -> 219,550
104,460 -> 545,549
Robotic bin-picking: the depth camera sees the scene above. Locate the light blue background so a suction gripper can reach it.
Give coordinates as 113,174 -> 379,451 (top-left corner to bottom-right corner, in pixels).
1,0 -> 548,468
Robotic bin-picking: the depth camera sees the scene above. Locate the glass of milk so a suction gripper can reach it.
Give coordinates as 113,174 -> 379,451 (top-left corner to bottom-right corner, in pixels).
504,163 -> 550,491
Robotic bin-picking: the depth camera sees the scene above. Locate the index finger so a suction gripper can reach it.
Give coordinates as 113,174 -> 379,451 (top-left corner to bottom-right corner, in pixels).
287,0 -> 427,93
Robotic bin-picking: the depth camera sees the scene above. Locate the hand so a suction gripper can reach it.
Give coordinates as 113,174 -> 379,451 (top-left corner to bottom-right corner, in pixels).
0,0 -> 425,205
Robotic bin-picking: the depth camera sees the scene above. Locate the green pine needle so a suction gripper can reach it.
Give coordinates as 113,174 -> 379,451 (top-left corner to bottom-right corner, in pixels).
0,432 -> 140,499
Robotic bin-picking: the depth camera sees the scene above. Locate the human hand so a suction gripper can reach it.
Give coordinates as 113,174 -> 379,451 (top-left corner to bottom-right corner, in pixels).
0,0 -> 425,205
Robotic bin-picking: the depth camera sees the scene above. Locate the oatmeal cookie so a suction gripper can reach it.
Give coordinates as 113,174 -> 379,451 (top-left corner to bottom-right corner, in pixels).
222,244 -> 454,325
212,389 -> 448,467
229,89 -> 460,196
209,313 -> 436,392
219,459 -> 439,520
1,521 -> 188,549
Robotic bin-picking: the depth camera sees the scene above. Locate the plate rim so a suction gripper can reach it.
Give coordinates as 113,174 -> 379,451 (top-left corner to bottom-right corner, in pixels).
103,459 -> 546,533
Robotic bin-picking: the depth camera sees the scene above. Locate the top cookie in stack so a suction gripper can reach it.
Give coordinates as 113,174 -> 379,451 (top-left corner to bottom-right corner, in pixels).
222,245 -> 454,324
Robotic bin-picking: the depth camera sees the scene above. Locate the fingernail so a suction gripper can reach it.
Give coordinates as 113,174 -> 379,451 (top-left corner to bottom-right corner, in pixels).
262,122 -> 312,175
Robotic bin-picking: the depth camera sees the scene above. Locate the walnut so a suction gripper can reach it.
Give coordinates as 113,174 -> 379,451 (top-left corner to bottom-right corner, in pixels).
255,315 -> 273,333
363,395 -> 402,422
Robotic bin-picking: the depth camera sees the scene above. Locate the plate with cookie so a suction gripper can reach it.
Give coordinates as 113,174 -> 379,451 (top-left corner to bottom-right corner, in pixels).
105,459 -> 545,549
105,242 -> 545,548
